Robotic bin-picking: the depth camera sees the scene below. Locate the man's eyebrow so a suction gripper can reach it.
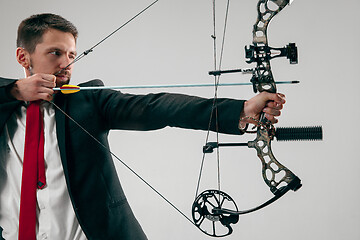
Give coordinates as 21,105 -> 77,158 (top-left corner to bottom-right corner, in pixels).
46,47 -> 77,56
46,47 -> 62,52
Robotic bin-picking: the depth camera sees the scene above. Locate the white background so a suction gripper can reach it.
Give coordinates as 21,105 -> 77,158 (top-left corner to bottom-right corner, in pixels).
0,0 -> 359,239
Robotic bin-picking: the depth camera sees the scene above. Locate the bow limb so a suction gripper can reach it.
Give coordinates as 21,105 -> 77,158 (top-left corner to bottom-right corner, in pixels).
244,0 -> 298,94
248,126 -> 302,194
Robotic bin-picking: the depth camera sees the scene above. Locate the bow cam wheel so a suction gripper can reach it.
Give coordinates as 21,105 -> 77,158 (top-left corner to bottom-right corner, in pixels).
192,189 -> 239,237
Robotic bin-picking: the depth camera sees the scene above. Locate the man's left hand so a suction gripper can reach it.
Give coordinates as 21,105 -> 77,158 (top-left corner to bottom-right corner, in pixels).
241,91 -> 286,125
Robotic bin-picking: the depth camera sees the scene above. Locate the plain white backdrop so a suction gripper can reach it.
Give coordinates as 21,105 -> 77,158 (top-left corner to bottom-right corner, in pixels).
0,0 -> 359,239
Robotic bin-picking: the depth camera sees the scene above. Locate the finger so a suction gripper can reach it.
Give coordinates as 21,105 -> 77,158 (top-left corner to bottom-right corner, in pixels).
40,80 -> 56,88
39,82 -> 55,94
33,82 -> 54,100
266,101 -> 284,110
39,74 -> 56,87
40,73 -> 56,81
38,92 -> 53,101
264,113 -> 279,124
277,93 -> 286,100
30,74 -> 55,88
274,93 -> 286,104
39,75 -> 56,88
268,92 -> 286,104
260,92 -> 285,103
263,107 -> 282,117
37,83 -> 54,99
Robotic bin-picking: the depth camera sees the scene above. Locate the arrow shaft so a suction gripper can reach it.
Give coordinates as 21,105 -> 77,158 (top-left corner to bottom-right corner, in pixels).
54,81 -> 298,91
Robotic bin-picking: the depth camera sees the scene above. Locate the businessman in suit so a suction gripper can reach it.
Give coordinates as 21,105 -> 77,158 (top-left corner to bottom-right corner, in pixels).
0,13 -> 285,239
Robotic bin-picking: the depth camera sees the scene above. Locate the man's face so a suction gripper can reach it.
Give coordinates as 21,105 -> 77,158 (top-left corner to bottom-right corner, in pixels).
28,28 -> 77,87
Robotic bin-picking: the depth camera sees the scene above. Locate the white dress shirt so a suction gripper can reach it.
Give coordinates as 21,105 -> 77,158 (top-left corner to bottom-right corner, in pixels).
0,101 -> 87,240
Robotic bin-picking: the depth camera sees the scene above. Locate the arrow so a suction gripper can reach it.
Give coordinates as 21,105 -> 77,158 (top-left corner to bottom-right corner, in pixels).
54,81 -> 299,94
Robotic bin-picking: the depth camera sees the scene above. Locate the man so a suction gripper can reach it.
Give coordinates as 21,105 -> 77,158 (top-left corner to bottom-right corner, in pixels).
0,13 -> 285,239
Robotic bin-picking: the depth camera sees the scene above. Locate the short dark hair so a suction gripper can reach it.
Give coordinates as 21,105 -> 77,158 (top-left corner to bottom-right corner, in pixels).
17,13 -> 78,53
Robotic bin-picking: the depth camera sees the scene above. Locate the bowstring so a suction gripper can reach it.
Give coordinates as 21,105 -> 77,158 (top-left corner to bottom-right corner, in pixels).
195,0 -> 231,198
49,0 -> 200,228
55,0 -> 159,76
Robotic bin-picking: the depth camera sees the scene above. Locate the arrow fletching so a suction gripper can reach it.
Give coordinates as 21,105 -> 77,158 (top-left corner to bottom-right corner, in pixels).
57,85 -> 80,94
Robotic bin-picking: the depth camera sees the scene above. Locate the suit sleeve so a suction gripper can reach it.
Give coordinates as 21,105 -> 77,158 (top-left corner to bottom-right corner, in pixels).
72,79 -> 245,135
0,77 -> 17,103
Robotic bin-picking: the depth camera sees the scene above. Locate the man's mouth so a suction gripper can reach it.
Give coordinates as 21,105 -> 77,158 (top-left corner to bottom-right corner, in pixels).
56,74 -> 68,80
55,74 -> 70,86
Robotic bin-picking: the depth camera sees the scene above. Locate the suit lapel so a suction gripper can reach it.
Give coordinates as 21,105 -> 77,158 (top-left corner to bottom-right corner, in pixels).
54,94 -> 70,180
0,101 -> 22,135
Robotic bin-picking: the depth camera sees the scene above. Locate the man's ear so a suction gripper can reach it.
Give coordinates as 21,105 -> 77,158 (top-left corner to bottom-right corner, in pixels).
16,47 -> 30,69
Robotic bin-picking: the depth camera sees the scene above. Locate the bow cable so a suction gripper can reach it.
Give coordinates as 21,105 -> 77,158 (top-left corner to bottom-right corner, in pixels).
49,100 -> 196,226
195,0 -> 231,198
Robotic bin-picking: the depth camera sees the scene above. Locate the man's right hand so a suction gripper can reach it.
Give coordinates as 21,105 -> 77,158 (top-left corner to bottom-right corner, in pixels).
10,73 -> 56,101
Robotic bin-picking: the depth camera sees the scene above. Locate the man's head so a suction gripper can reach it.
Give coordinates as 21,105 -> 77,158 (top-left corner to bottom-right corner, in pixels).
16,13 -> 78,86
17,13 -> 78,54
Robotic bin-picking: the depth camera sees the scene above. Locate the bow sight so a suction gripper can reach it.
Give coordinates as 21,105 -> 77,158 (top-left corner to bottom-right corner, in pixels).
245,43 -> 298,64
209,43 -> 298,77
209,43 -> 298,93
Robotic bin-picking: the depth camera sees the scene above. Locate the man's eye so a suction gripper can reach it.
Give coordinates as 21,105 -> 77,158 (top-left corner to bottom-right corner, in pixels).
50,51 -> 61,56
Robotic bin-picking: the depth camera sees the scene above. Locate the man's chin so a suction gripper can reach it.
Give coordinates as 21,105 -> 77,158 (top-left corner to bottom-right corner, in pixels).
56,77 -> 70,87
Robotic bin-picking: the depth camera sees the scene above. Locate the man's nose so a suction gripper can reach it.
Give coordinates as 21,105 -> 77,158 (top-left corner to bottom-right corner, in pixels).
60,55 -> 73,70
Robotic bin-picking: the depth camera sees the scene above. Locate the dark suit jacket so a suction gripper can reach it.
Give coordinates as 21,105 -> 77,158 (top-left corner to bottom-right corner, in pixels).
0,77 -> 244,239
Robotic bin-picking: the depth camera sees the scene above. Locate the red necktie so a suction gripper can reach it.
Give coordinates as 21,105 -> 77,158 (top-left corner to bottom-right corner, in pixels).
18,101 -> 46,240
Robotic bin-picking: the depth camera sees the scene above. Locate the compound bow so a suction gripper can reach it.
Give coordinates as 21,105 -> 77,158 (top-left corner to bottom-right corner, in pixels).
191,0 -> 322,237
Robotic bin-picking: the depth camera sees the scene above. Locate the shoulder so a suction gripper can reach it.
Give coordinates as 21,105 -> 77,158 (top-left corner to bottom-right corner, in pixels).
0,77 -> 17,87
78,79 -> 104,87
0,77 -> 19,103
